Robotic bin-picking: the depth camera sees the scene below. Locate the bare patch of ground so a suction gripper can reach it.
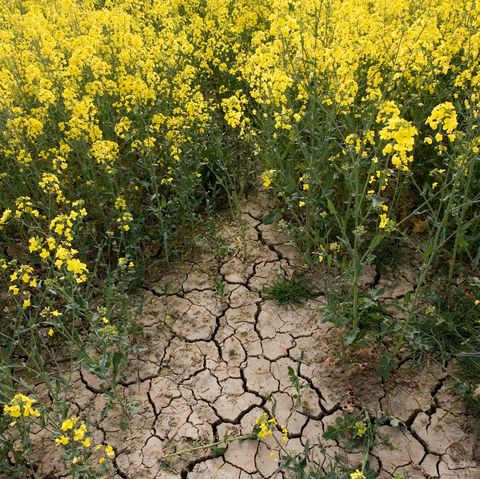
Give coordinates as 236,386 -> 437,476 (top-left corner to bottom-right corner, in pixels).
22,191 -> 480,478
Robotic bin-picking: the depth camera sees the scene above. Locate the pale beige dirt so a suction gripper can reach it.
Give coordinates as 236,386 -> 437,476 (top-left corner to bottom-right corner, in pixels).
17,191 -> 480,478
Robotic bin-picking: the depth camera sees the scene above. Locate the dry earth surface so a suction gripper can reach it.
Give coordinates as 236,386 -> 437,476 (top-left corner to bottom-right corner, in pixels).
16,192 -> 480,478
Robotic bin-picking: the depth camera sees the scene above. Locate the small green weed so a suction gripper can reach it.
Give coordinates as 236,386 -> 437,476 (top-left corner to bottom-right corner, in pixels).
214,277 -> 229,301
288,353 -> 310,406
407,286 -> 480,366
263,273 -> 315,306
323,287 -> 393,349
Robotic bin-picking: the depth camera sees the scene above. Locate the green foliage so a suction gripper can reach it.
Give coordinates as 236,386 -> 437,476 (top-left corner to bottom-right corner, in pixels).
276,408 -> 401,479
323,287 -> 392,347
323,409 -> 399,451
263,273 -> 315,306
407,287 -> 480,365
288,366 -> 310,405
214,277 -> 229,301
2,0 -> 480,475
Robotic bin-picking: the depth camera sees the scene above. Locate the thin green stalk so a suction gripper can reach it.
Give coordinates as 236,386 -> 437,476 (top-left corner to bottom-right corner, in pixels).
160,433 -> 254,460
447,155 -> 475,289
392,168 -> 460,357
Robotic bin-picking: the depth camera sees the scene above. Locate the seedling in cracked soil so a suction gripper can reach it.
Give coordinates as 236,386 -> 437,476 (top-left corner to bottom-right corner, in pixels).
288,365 -> 310,406
214,276 -> 229,301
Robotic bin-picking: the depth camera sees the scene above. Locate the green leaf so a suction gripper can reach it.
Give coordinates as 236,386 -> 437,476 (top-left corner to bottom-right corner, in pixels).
370,234 -> 384,251
390,418 -> 400,427
288,366 -> 298,386
343,327 -> 360,346
127,400 -> 142,415
326,198 -> 336,216
120,415 -> 129,431
378,353 -> 396,380
322,424 -> 338,441
270,395 -> 278,417
423,242 -> 434,261
111,351 -> 125,384
210,446 -> 227,457
262,210 -> 280,225
335,314 -> 353,327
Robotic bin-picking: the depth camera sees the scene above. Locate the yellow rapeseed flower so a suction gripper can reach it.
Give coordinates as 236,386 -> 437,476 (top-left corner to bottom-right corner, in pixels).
426,102 -> 458,134
0,209 -> 12,228
55,435 -> 69,446
8,285 -> 19,295
73,422 -> 87,441
4,404 -> 21,418
105,444 -> 115,457
379,213 -> 394,230
262,170 -> 275,188
29,237 -> 41,253
355,421 -> 367,437
3,393 -> 40,419
61,417 -> 78,432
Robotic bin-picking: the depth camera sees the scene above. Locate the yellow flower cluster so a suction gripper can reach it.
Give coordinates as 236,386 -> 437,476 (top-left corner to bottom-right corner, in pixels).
117,212 -> 133,232
14,197 -> 40,219
114,196 -> 127,211
96,443 -> 115,464
426,102 -> 458,142
3,393 -> 41,420
378,205 -> 395,232
7,264 -> 38,308
26,205 -> 89,283
118,257 -> 134,268
39,173 -> 65,203
254,412 -> 288,443
91,140 -> 119,173
354,420 -> 367,437
255,413 -> 278,440
262,170 -> 276,189
0,209 -> 12,229
222,92 -> 250,136
378,106 -> 418,172
55,417 -> 91,448
54,416 -> 115,465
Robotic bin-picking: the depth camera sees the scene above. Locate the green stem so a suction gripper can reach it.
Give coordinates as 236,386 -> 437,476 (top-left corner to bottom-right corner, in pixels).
392,166 -> 460,357
361,410 -> 373,473
447,158 -> 474,289
160,434 -> 254,460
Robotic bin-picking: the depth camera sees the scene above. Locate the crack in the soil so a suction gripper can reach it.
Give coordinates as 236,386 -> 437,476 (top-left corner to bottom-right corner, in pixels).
142,284 -> 184,298
404,408 -> 422,428
285,354 -> 334,416
422,375 -> 446,435
408,424 -> 436,458
181,451 -> 221,478
252,300 -> 263,343
147,388 -> 161,420
78,368 -> 106,395
238,366 -> 272,403
113,457 -> 130,479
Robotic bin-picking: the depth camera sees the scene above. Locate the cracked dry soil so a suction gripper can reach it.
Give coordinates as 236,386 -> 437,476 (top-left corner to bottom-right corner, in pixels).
28,192 -> 480,479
